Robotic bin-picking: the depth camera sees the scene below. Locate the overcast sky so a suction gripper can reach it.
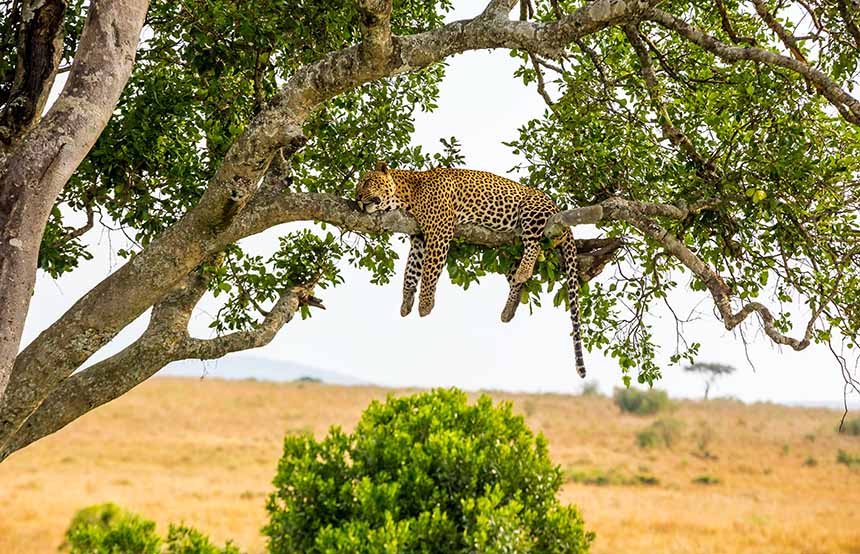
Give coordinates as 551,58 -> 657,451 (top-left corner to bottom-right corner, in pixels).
21,2 -> 859,407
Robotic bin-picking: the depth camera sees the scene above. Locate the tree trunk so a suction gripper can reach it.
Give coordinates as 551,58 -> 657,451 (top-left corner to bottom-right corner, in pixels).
0,0 -> 150,441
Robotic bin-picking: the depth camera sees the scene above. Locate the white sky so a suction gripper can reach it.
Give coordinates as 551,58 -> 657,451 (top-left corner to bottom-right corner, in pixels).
21,2 -> 860,407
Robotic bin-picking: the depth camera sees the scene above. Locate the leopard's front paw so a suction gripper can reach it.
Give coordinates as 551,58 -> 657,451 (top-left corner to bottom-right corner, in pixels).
401,293 -> 415,317
418,297 -> 434,317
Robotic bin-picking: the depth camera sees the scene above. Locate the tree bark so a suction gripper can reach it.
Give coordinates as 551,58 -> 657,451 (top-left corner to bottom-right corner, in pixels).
0,0 -> 149,441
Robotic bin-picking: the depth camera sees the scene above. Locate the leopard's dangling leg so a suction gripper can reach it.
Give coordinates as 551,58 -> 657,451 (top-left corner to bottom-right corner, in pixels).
512,207 -> 550,284
401,235 -> 425,317
418,224 -> 454,317
501,264 -> 524,323
559,232 -> 586,377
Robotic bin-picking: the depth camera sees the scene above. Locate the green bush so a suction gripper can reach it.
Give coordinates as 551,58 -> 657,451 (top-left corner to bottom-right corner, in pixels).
613,387 -> 671,416
636,418 -> 685,449
692,475 -> 721,485
264,388 -> 594,554
64,504 -> 238,554
836,449 -> 860,468
579,381 -> 602,397
839,417 -> 860,436
66,503 -> 161,554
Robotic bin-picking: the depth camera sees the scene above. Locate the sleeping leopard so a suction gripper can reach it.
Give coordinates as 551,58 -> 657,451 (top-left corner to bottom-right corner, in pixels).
355,162 -> 586,377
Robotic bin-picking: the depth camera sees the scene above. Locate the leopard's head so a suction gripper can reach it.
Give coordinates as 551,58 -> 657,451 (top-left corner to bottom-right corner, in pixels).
356,162 -> 398,214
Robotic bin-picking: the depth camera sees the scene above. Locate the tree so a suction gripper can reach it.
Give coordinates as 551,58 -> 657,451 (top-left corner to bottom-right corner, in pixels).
684,362 -> 736,400
1,0 -> 859,462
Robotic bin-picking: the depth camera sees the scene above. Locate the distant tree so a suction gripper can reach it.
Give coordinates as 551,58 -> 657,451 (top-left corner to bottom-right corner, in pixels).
685,363 -> 736,400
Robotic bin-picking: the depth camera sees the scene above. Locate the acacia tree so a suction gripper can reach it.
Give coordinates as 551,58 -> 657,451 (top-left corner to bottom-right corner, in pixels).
1,0 -> 859,461
684,362 -> 736,400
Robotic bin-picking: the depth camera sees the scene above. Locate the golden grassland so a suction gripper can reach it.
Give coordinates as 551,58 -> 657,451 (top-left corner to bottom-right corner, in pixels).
1,377 -> 859,554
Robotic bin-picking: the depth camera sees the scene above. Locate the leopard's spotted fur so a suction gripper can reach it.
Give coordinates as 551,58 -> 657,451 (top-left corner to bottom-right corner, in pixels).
356,163 -> 586,377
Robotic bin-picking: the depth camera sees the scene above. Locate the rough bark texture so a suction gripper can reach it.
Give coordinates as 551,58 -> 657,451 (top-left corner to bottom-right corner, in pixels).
0,0 -> 68,148
0,0 -> 150,447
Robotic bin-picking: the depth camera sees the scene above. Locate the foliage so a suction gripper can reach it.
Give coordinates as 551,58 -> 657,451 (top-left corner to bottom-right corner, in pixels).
264,388 -> 594,554
64,504 -> 239,554
613,387 -> 671,416
636,417 -> 684,449
692,475 -> 721,485
34,0 -> 860,385
836,449 -> 860,468
65,504 -> 161,554
579,381 -> 602,397
838,417 -> 860,436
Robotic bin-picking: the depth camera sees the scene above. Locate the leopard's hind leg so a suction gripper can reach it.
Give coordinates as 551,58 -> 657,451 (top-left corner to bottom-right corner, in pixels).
401,235 -> 425,317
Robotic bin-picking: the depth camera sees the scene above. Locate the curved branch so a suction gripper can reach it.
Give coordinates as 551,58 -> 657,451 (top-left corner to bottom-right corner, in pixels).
601,197 -> 816,350
0,271 -> 323,461
646,8 -> 860,125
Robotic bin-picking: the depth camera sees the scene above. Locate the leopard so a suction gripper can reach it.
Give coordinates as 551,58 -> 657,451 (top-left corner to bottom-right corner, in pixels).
355,162 -> 586,377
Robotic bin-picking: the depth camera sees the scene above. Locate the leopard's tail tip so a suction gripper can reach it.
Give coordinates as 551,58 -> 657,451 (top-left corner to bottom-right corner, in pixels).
576,364 -> 586,379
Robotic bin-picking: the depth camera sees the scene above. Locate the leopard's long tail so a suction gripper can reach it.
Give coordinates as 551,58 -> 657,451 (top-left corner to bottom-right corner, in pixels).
558,232 -> 586,378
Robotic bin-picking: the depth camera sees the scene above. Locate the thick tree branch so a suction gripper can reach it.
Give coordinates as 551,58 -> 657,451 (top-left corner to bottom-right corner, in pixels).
2,0 -> 660,453
357,0 -> 393,64
647,8 -> 860,125
0,0 -> 67,148
0,269 -> 323,461
0,0 -> 149,449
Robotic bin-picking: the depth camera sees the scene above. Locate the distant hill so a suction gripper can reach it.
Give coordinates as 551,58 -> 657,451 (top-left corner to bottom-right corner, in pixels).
159,354 -> 366,385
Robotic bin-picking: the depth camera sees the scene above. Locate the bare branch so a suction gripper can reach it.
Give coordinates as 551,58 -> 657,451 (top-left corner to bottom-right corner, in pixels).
647,8 -> 860,125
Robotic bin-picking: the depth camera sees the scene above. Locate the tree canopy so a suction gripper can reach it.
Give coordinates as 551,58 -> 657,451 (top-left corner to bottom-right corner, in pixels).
1,0 -> 859,460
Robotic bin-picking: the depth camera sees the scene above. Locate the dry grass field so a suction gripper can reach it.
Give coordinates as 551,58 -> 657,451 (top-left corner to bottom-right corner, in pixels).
1,377 -> 859,554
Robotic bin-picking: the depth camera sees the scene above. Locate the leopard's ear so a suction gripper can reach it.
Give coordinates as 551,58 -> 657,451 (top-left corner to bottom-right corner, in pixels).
375,161 -> 389,173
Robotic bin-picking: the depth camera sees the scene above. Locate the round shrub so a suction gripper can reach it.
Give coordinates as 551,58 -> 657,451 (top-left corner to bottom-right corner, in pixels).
613,387 -> 671,415
264,388 -> 593,554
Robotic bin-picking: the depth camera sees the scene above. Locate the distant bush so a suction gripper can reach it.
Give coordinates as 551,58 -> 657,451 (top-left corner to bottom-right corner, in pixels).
264,388 -> 594,554
64,504 -> 238,554
613,387 -> 671,415
692,421 -> 717,460
692,475 -> 721,485
567,466 -> 659,487
803,456 -> 818,467
839,417 -> 860,436
636,418 -> 685,449
580,381 -> 602,397
836,449 -> 860,468
65,503 -> 160,554
294,375 -> 322,383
